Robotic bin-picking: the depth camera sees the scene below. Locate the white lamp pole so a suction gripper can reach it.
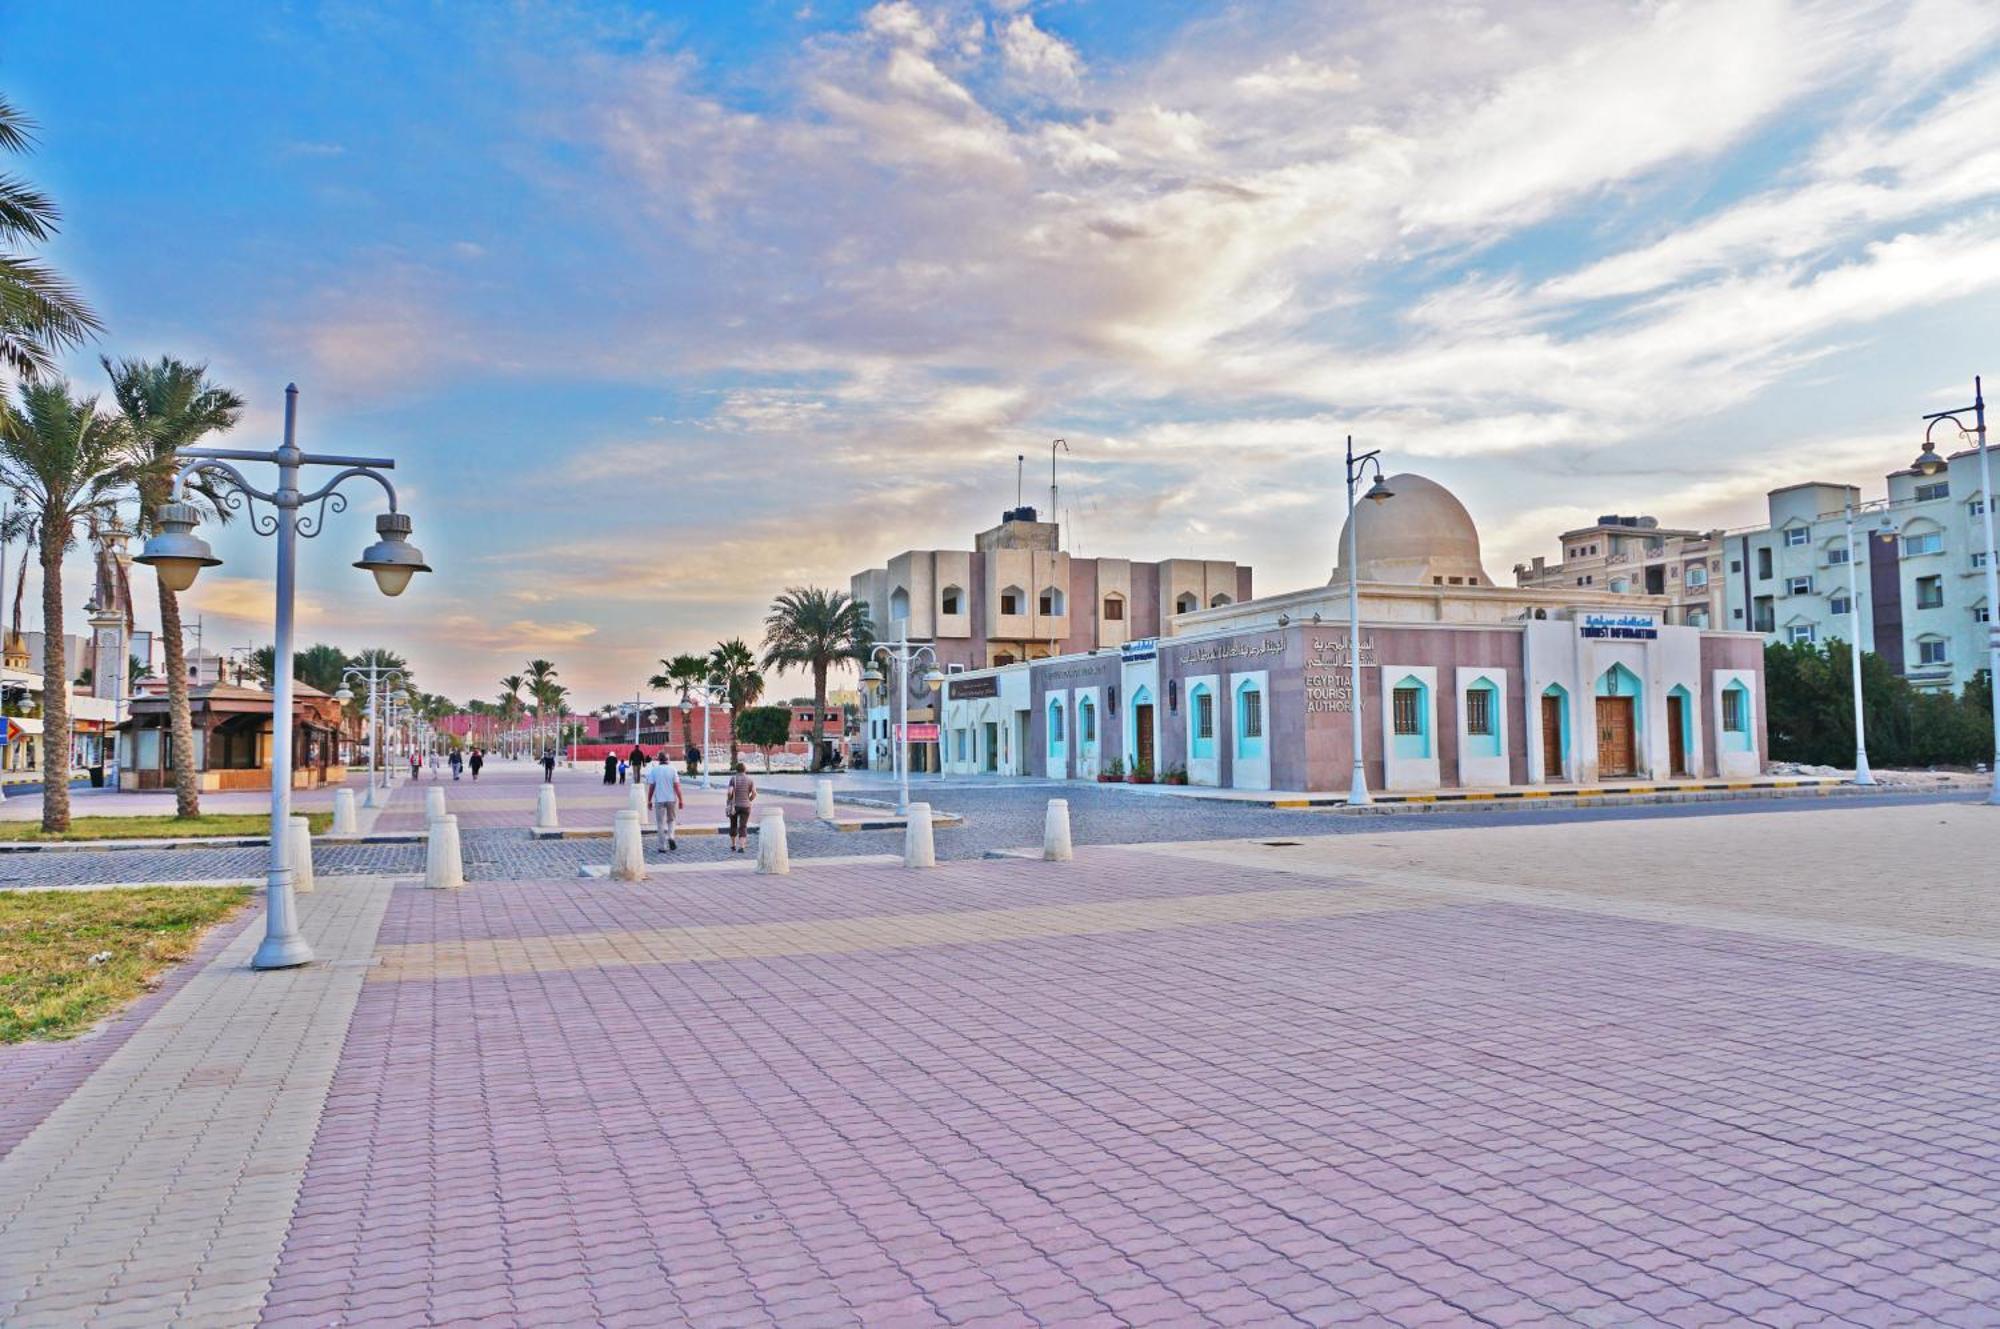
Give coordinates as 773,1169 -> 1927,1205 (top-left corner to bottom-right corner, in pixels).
863,627 -> 944,814
136,385 -> 431,970
1842,502 -> 1874,785
1342,435 -> 1395,806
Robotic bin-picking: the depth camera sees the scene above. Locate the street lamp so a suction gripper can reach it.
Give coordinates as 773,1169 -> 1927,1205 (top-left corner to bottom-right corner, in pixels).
677,685 -> 731,789
135,384 -> 430,971
862,628 -> 946,814
1921,376 -> 1997,806
335,665 -> 404,806
1340,434 -> 1394,806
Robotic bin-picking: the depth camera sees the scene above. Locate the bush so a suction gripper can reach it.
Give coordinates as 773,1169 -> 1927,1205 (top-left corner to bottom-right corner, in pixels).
1765,640 -> 1992,768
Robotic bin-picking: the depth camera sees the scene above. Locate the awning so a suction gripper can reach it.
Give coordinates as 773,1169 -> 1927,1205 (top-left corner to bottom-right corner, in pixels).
5,716 -> 43,741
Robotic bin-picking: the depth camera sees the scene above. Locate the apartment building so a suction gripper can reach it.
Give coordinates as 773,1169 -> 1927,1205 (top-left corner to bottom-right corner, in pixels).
1514,515 -> 1725,627
1722,446 -> 1996,693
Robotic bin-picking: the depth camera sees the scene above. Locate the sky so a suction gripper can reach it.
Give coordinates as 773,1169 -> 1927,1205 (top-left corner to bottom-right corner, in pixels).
5,0 -> 2000,708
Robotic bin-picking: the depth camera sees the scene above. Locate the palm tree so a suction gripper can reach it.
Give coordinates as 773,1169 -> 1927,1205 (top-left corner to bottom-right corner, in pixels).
645,652 -> 710,704
762,586 -> 871,771
707,638 -> 765,767
499,673 -> 525,754
1,99 -> 102,380
524,658 -> 558,754
0,381 -> 134,831
104,356 -> 244,818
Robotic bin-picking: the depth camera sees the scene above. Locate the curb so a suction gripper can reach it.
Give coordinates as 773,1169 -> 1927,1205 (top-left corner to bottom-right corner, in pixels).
0,831 -> 426,854
528,813 -> 963,841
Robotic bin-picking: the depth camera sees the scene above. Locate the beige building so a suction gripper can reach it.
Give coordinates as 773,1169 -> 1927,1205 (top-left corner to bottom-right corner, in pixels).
1514,514 -> 1724,628
851,507 -> 1251,671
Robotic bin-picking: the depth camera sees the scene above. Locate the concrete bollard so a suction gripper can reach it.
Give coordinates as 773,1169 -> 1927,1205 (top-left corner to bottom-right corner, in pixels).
814,779 -> 835,820
903,802 -> 936,869
611,809 -> 645,881
425,813 -> 464,890
332,787 -> 358,835
628,781 -> 646,813
1043,798 -> 1073,862
425,786 -> 447,823
535,784 -> 559,832
286,815 -> 316,894
757,807 -> 790,875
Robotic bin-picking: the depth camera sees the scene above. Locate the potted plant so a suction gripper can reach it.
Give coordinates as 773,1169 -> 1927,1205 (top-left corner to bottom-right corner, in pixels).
1127,760 -> 1154,785
1098,757 -> 1125,784
1163,764 -> 1190,786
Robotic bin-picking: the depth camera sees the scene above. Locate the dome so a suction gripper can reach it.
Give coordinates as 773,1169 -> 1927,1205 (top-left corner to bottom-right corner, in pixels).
1330,473 -> 1493,588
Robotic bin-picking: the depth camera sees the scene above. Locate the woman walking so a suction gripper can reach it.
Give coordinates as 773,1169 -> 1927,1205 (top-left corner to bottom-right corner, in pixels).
725,762 -> 756,853
469,748 -> 484,780
449,749 -> 464,780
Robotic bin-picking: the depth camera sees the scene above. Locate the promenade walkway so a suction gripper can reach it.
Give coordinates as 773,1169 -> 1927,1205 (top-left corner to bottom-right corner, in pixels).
3,800 -> 1998,1326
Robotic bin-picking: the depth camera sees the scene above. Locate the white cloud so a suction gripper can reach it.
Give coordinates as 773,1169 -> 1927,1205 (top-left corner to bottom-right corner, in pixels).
999,13 -> 1081,93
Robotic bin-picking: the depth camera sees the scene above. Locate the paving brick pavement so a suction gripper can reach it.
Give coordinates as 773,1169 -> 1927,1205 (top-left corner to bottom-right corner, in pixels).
0,878 -> 396,1328
10,801 -> 2000,1327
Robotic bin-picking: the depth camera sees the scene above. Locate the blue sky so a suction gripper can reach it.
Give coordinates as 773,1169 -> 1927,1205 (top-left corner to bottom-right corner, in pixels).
6,0 -> 2000,705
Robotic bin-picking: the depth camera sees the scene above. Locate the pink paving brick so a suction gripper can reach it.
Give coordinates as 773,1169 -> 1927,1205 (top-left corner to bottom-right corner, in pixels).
260,852 -> 2000,1326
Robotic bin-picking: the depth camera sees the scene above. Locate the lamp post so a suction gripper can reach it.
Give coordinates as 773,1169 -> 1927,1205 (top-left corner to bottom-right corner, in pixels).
678,685 -> 730,789
1341,435 -> 1395,806
860,628 -> 945,815
135,384 -> 431,970
85,597 -> 127,792
1841,501 -> 1877,786
335,665 -> 405,807
1921,377 -> 1997,805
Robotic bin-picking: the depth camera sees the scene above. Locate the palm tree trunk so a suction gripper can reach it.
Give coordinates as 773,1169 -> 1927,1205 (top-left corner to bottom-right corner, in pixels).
38,523 -> 69,833
727,682 -> 740,768
156,577 -> 201,817
810,661 -> 828,771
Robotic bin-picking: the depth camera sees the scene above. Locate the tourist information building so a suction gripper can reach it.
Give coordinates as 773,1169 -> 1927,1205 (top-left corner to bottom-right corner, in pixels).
938,476 -> 1768,793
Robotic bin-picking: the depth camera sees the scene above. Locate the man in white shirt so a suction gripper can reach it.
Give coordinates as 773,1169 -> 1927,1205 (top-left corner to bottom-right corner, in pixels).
643,755 -> 685,852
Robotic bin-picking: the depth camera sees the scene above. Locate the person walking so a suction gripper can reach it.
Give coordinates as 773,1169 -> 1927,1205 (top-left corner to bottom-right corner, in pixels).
644,753 -> 684,852
469,748 -> 483,780
410,751 -> 422,782
724,762 -> 756,853
617,757 -> 628,784
602,751 -> 618,785
449,749 -> 464,781
541,749 -> 557,782
684,740 -> 700,778
628,744 -> 647,784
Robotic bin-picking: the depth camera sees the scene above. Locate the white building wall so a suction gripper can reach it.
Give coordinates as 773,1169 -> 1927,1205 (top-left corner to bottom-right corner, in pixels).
1452,665 -> 1510,788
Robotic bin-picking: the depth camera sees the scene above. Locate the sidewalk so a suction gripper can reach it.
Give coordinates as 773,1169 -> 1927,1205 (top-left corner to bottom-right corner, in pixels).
5,802 -> 1999,1325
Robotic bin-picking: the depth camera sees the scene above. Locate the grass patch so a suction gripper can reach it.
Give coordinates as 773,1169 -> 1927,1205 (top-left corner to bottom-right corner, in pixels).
0,812 -> 333,843
0,886 -> 252,1043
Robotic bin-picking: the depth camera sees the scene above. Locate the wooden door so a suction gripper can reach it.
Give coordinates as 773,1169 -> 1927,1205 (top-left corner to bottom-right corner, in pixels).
1666,696 -> 1688,778
1134,704 -> 1155,773
1595,697 -> 1635,777
1540,695 -> 1564,779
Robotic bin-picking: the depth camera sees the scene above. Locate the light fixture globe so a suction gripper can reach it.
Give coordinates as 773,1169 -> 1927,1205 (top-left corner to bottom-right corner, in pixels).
335,686 -> 355,704
1364,475 -> 1395,504
354,512 -> 431,597
921,667 -> 946,690
134,501 -> 221,593
1911,441 -> 1949,477
860,665 -> 884,688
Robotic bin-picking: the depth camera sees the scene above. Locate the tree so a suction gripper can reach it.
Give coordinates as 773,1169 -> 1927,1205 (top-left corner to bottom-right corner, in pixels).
735,705 -> 793,771
1765,639 -> 1993,769
646,652 -> 710,704
707,638 -> 764,767
293,643 -> 348,695
761,586 -> 870,771
0,98 -> 102,379
105,355 -> 244,818
0,381 -> 134,831
498,674 -> 526,751
525,658 -> 558,753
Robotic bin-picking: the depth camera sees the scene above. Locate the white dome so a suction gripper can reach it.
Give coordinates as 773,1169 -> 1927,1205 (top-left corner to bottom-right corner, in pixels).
1331,473 -> 1493,587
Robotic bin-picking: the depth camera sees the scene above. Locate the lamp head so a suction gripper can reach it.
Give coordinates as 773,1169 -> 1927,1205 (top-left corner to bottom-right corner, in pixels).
134,500 -> 221,593
921,667 -> 946,690
860,665 -> 884,688
1911,440 -> 1948,477
354,512 -> 432,597
335,686 -> 354,704
1364,475 -> 1395,504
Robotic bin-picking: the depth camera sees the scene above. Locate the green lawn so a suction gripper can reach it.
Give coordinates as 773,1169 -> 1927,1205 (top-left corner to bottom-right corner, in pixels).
0,812 -> 333,843
0,887 -> 252,1042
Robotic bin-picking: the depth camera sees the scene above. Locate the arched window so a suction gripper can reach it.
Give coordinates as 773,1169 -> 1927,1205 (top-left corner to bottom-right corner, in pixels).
889,586 -> 910,621
1188,683 -> 1215,759
1047,699 -> 1065,748
939,584 -> 963,615
1390,675 -> 1431,758
999,585 -> 1024,615
1462,677 -> 1500,758
1175,591 -> 1198,615
1210,593 -> 1232,608
1079,698 -> 1096,746
1101,593 -> 1124,622
1234,679 -> 1263,757
1039,586 -> 1066,616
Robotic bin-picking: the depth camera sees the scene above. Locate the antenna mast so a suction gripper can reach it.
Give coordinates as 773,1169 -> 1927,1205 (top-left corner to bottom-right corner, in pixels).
1050,438 -> 1070,548
1015,455 -> 1024,510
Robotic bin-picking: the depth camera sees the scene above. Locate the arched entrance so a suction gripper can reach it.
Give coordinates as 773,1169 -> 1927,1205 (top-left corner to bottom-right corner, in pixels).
1593,663 -> 1643,778
1666,684 -> 1694,778
1540,683 -> 1570,780
1129,684 -> 1155,777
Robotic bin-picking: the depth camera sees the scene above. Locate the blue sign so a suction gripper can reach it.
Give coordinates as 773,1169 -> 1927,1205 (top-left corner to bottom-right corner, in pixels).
1580,612 -> 1658,640
1120,638 -> 1157,663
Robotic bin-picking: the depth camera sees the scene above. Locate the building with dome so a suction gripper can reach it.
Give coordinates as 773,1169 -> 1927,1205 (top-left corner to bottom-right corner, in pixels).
936,474 -> 1768,793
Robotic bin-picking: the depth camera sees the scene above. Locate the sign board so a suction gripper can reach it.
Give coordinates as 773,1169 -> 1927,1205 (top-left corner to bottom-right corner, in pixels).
1580,612 -> 1659,640
947,675 -> 999,701
898,722 -> 940,742
1120,638 -> 1158,663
